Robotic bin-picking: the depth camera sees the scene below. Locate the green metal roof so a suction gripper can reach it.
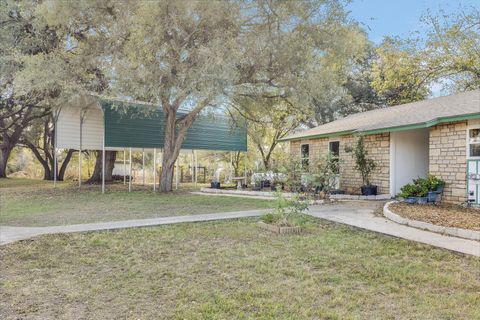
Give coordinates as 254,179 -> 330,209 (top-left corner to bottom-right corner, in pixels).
101,100 -> 247,151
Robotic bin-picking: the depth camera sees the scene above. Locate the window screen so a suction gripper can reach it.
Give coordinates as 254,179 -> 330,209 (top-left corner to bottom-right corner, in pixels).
329,141 -> 340,157
329,141 -> 340,174
301,144 -> 309,168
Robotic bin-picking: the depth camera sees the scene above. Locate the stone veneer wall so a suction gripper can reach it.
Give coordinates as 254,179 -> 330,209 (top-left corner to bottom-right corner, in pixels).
289,133 -> 390,194
429,121 -> 467,203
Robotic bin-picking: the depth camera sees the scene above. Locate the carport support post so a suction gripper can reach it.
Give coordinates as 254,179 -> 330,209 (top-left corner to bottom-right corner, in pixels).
153,148 -> 156,191
244,153 -> 247,186
123,148 -> 126,185
229,151 -> 233,183
194,150 -> 198,188
142,148 -> 145,186
191,151 -> 194,184
128,148 -> 132,192
102,135 -> 105,194
53,109 -> 59,189
78,110 -> 84,188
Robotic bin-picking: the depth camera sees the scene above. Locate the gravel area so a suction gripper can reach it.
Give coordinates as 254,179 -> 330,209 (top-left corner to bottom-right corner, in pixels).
390,202 -> 480,231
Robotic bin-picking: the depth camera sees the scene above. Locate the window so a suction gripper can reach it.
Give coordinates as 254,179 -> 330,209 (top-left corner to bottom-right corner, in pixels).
329,141 -> 340,174
468,128 -> 480,158
301,144 -> 309,168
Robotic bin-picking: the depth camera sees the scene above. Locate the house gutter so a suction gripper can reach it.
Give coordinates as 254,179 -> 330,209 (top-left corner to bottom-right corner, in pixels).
279,113 -> 480,142
277,130 -> 355,142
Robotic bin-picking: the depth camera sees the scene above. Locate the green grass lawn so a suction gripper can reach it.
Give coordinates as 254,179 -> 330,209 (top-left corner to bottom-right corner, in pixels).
0,178 -> 272,226
1,217 -> 479,319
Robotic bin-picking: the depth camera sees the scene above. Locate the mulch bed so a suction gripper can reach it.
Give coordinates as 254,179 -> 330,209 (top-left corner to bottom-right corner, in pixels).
390,202 -> 480,231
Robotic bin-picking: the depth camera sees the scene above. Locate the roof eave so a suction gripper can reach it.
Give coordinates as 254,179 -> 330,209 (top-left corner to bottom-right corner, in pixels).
360,113 -> 480,135
278,130 -> 355,142
279,113 -> 480,142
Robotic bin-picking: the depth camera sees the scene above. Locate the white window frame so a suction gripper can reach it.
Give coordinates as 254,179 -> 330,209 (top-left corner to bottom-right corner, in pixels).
467,124 -> 480,160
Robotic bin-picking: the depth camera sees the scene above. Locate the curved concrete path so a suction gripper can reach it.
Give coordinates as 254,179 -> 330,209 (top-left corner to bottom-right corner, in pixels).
308,202 -> 480,257
1,202 -> 479,256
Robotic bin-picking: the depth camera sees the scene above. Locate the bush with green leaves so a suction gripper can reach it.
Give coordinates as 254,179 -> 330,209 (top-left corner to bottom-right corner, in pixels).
277,153 -> 339,196
399,174 -> 445,198
399,183 -> 428,198
261,191 -> 309,227
278,158 -> 304,192
414,174 -> 445,192
308,152 -> 340,194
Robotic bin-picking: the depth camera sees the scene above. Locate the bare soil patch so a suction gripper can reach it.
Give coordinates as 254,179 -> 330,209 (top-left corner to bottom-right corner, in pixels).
390,202 -> 480,231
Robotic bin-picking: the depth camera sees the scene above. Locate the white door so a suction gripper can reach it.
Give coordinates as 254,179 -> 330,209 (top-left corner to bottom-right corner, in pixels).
390,129 -> 429,196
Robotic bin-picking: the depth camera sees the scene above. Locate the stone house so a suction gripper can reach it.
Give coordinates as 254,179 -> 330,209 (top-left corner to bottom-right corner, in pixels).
280,90 -> 480,204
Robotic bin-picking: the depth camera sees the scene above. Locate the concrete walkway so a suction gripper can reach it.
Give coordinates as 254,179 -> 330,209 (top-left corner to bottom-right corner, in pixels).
1,202 -> 479,256
308,202 -> 480,257
0,209 -> 268,245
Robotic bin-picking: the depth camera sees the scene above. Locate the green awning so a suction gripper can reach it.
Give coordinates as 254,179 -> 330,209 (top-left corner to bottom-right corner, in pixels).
101,100 -> 247,151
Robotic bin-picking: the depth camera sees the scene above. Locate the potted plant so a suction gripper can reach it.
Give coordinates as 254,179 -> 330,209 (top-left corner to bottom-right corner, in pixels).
210,178 -> 221,189
419,174 -> 445,203
210,169 -> 222,189
346,137 -> 377,196
251,173 -> 263,191
399,175 -> 444,204
399,183 -> 427,204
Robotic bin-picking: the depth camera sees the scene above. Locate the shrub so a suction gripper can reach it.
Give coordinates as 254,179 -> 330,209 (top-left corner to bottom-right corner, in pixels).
399,183 -> 427,198
278,158 -> 304,192
399,175 -> 445,198
261,191 -> 309,227
308,152 -> 340,194
417,174 -> 445,191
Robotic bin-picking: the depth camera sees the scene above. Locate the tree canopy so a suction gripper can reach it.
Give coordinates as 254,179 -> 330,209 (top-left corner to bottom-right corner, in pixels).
24,0 -> 367,190
372,7 -> 480,105
2,0 -> 478,187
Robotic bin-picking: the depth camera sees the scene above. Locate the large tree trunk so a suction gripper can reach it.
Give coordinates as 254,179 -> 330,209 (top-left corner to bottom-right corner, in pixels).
0,145 -> 13,178
158,98 -> 208,192
158,107 -> 201,192
26,143 -> 75,181
159,111 -> 180,192
57,149 -> 74,180
159,156 -> 175,191
232,151 -> 241,177
87,150 -> 116,183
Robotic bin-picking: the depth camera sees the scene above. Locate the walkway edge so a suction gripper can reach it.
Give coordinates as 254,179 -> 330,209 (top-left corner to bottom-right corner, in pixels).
0,209 -> 268,245
308,205 -> 480,257
384,201 -> 480,241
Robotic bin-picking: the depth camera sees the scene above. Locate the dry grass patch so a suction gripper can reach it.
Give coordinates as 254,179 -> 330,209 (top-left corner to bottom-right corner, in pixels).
0,179 -> 273,227
390,202 -> 480,231
1,218 -> 479,319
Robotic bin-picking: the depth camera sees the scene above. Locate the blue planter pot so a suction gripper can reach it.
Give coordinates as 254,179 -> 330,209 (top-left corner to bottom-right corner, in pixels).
361,185 -> 377,196
427,191 -> 438,203
417,197 -> 428,204
210,182 -> 221,189
405,197 -> 417,204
